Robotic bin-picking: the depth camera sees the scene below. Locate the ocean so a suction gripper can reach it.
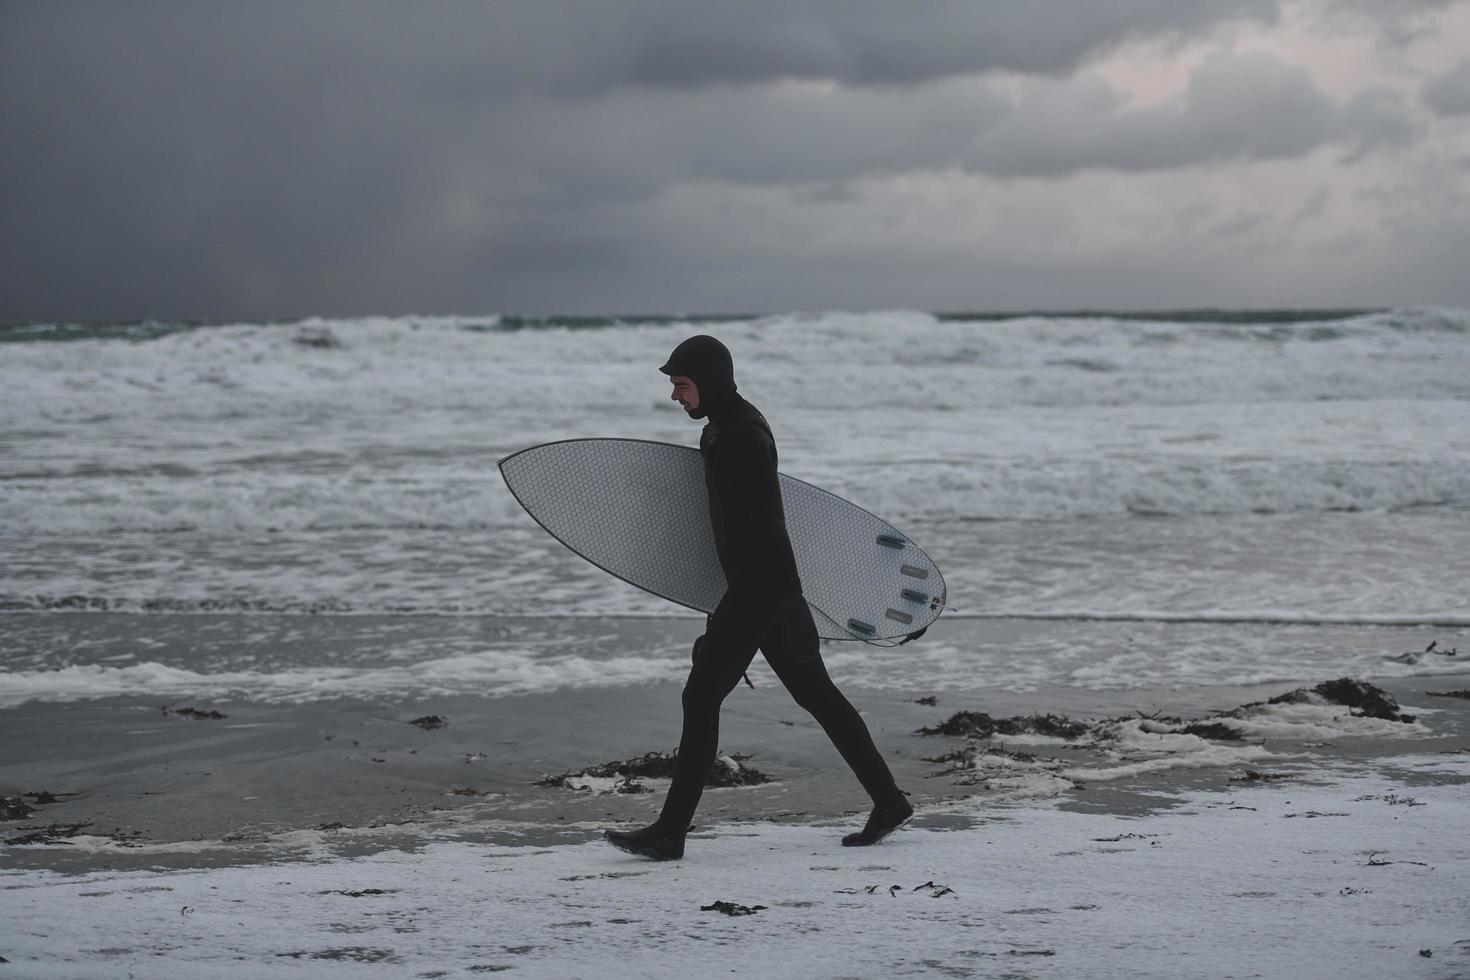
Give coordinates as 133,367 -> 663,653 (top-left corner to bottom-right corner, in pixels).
3,307 -> 1468,702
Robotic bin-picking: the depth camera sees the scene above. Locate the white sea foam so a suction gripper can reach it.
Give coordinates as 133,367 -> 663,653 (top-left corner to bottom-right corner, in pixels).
4,309 -> 1467,529
0,650 -> 686,709
2,617 -> 1463,707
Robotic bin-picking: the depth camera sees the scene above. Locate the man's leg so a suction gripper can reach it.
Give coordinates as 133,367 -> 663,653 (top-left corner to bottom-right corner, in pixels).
762,598 -> 913,845
654,594 -> 769,834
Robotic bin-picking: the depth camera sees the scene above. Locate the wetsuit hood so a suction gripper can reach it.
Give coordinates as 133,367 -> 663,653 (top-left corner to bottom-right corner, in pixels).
659,335 -> 735,420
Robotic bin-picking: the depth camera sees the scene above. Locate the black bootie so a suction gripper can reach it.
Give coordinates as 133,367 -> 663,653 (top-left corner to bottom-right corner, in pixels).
604,823 -> 686,861
841,793 -> 913,847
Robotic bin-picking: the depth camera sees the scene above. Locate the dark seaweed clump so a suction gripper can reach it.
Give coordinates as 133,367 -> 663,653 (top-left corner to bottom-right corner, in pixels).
1267,678 -> 1414,723
0,797 -> 34,820
162,706 -> 227,720
5,821 -> 93,845
1232,770 -> 1293,783
701,900 -> 766,916
409,715 -> 447,730
922,745 -> 1038,768
1177,721 -> 1245,742
2,791 -> 66,821
915,711 -> 1089,740
538,750 -> 771,792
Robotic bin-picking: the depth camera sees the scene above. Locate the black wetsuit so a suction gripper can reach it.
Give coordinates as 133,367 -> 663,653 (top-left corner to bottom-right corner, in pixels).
654,388 -> 900,833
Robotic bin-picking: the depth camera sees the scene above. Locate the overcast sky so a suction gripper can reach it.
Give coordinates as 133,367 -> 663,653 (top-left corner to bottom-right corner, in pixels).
3,0 -> 1468,320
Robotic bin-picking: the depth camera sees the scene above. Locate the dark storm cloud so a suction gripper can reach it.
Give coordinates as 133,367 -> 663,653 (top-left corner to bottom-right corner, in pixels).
1421,60 -> 1470,116
0,0 -> 1446,319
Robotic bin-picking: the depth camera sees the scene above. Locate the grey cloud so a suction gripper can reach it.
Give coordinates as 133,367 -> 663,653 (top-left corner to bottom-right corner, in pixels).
0,0 -> 1456,321
1421,60 -> 1470,116
960,51 -> 1374,177
505,80 -> 1007,194
1324,0 -> 1463,50
1290,185 -> 1332,223
1209,210 -> 1270,238
425,50 -> 1403,208
1339,89 -> 1418,161
610,0 -> 1280,88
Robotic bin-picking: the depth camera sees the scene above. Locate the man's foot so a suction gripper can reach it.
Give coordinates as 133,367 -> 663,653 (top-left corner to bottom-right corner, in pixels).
604,823 -> 686,861
842,794 -> 913,847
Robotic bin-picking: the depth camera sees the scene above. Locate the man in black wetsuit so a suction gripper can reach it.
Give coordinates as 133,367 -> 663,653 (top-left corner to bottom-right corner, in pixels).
604,335 -> 913,861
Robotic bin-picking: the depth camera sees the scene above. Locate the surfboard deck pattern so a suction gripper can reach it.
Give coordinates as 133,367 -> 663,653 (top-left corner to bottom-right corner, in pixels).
498,438 -> 946,641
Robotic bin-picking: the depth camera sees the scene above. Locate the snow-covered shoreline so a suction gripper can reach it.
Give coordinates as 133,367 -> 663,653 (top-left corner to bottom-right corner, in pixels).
5,757 -> 1468,979
5,611 -> 1468,977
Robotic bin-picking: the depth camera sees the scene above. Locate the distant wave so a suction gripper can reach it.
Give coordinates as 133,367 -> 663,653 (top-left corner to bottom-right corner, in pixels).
7,593 -> 1467,628
5,306 -> 1462,345
951,610 -> 1470,628
936,307 -> 1386,325
2,457 -> 1466,535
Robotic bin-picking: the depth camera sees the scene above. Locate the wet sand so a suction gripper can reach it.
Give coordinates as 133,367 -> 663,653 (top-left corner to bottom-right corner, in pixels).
3,615 -> 1467,873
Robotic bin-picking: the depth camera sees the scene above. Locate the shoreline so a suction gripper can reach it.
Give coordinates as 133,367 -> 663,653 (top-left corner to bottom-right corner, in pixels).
4,614 -> 1469,976
4,667 -> 1466,873
3,722 -> 1467,978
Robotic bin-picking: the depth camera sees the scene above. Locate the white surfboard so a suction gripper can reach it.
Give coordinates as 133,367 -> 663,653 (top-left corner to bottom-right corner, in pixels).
498,438 -> 945,642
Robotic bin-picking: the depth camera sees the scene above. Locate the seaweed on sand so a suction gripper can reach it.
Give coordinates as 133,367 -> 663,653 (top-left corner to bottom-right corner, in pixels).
162,706 -> 227,720
915,711 -> 1089,740
1,789 -> 76,834
0,797 -> 34,820
921,745 -> 1037,767
537,750 -> 771,792
1265,678 -> 1415,723
1177,721 -> 1245,741
701,900 -> 766,916
1231,770 -> 1293,782
5,821 -> 93,845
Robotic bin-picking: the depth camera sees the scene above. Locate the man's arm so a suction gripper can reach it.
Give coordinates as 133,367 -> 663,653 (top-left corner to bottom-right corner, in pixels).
708,422 -> 783,593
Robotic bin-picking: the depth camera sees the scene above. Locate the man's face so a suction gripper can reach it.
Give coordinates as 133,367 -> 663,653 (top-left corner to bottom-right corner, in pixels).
670,375 -> 700,415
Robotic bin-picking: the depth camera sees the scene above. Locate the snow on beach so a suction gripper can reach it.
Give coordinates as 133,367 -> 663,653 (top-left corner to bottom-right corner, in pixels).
4,671 -> 1467,977
3,761 -> 1467,979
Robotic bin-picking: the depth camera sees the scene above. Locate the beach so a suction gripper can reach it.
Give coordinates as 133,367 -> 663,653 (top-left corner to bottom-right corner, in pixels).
4,613 -> 1469,977
8,0 -> 1470,968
